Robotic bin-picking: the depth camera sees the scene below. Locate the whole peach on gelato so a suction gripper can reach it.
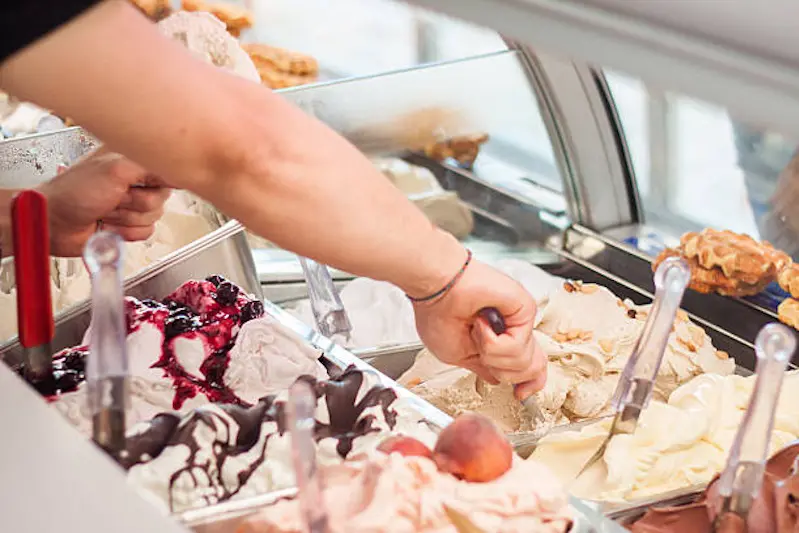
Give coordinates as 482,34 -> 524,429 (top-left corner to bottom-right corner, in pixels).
433,413 -> 513,482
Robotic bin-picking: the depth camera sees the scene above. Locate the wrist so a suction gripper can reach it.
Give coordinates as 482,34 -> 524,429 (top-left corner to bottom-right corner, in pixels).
401,229 -> 468,300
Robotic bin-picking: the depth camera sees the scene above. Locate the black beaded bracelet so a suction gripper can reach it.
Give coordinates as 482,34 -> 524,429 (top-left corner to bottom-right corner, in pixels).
407,249 -> 472,303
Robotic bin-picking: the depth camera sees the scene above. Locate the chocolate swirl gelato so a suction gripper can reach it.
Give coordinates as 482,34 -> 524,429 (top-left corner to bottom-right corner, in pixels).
124,366 -> 438,512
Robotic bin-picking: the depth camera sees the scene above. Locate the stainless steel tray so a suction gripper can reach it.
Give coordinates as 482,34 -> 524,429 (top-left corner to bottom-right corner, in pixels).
179,488 -> 627,533
0,220 -> 260,368
605,489 -> 705,526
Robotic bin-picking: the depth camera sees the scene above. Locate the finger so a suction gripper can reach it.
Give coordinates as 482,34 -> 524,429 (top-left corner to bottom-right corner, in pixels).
103,205 -> 164,227
103,223 -> 156,242
514,372 -> 548,400
118,186 -> 171,212
459,357 -> 500,385
471,318 -> 534,372
484,340 -> 547,388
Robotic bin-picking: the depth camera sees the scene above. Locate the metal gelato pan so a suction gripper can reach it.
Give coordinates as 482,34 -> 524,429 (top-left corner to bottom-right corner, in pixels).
179,489 -> 628,533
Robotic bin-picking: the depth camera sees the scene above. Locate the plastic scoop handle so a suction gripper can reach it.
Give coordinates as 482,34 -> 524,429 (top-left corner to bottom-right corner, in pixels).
288,380 -> 330,533
610,257 -> 691,427
12,190 -> 54,382
715,323 -> 794,518
84,231 -> 128,459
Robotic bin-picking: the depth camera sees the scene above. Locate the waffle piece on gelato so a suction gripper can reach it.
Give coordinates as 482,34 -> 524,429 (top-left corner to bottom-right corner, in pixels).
529,372 -> 799,504
653,229 -> 791,297
181,0 -> 254,36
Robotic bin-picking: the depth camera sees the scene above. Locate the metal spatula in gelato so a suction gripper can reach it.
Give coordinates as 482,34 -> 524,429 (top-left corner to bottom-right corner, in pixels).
84,231 -> 129,460
477,307 -> 546,426
288,379 -> 330,533
299,257 -> 352,343
11,190 -> 54,383
574,256 -> 691,481
711,323 -> 795,531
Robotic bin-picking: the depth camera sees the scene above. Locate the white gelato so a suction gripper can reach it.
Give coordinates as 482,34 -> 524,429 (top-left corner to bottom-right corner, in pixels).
530,371 -> 799,503
157,11 -> 261,83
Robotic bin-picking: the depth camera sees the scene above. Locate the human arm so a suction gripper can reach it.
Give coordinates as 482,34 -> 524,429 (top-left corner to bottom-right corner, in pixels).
0,1 -> 545,393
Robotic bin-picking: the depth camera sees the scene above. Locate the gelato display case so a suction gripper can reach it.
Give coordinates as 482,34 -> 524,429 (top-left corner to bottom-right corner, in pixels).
2,0 -> 799,531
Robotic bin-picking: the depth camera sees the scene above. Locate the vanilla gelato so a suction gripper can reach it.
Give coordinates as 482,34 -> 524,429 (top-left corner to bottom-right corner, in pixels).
237,452 -> 573,533
529,371 -> 799,503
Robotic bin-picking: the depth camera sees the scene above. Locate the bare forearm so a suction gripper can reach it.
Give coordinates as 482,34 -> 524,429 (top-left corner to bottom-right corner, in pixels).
0,1 -> 465,295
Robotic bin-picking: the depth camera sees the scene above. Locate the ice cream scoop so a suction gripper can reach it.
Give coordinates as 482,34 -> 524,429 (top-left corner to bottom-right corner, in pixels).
711,322 -> 795,530
12,190 -> 54,383
84,231 -> 129,460
477,307 -> 545,426
573,256 -> 691,480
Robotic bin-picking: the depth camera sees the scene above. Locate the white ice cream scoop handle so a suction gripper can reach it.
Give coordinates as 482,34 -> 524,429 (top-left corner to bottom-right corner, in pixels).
716,323 -> 795,514
612,257 -> 691,415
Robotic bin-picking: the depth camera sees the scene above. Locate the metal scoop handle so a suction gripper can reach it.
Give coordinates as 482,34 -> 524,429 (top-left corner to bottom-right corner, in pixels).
84,231 -> 129,459
288,380 -> 330,533
714,323 -> 795,526
299,257 -> 352,340
611,257 -> 691,428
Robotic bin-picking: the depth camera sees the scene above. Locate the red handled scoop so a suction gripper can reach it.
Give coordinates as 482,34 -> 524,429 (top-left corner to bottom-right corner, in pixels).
478,307 -> 546,425
12,190 -> 54,382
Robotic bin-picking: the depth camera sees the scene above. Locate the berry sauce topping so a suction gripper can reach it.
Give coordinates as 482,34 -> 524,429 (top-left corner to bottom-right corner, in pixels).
28,276 -> 265,408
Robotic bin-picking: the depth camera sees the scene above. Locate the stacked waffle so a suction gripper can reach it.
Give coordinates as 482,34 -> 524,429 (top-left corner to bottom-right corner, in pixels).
242,43 -> 319,89
181,0 -> 254,36
778,265 -> 799,328
130,0 -> 172,20
653,229 -> 790,296
653,228 -> 799,329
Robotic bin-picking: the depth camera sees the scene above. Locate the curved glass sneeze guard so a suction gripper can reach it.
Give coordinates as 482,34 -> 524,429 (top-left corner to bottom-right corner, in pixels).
605,70 -> 799,261
254,49 -> 567,288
